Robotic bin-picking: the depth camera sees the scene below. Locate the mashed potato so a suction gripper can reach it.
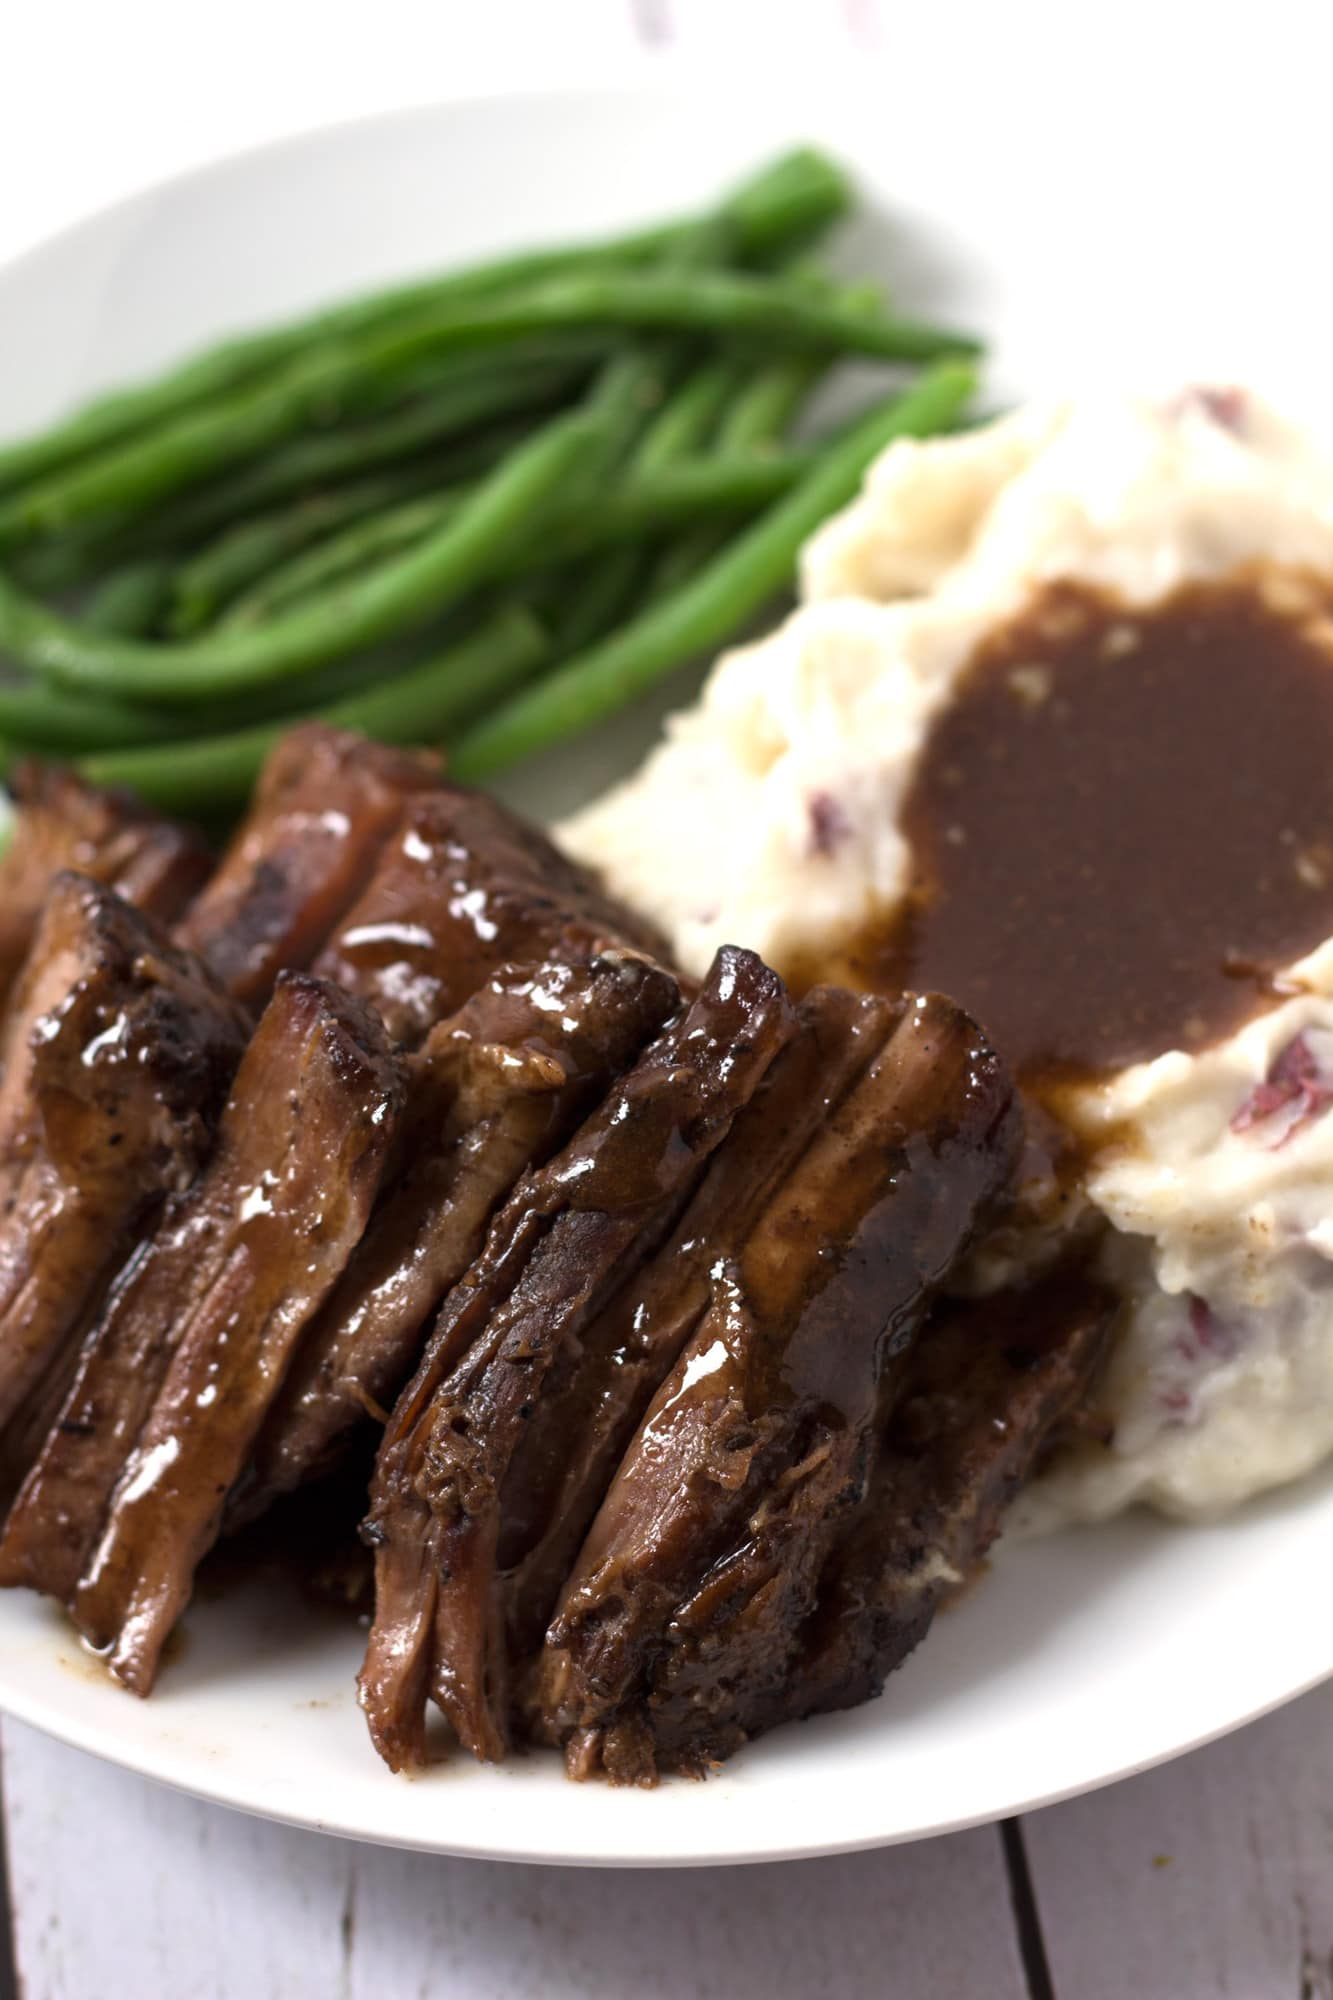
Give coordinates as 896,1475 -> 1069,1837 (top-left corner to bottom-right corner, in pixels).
559,389 -> 1333,1524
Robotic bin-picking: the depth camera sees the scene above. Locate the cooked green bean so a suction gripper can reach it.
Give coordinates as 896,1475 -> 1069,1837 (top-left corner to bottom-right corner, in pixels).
168,471 -> 464,636
220,489 -> 468,630
634,357 -> 741,472
649,352 -> 829,598
0,346 -> 678,595
549,347 -> 742,655
650,281 -> 879,596
79,605 -> 547,810
548,550 -> 647,657
0,148 -> 849,496
0,678 -> 192,753
0,406 -> 606,703
124,408 -> 547,587
0,276 -> 971,555
82,559 -> 174,636
449,360 -> 977,778
719,353 -> 826,450
225,451 -> 808,633
214,313 -> 716,637
168,351 -> 587,536
435,450 -> 817,571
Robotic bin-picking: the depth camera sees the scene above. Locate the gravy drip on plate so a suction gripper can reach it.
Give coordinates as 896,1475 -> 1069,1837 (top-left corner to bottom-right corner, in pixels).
858,573 -> 1333,1092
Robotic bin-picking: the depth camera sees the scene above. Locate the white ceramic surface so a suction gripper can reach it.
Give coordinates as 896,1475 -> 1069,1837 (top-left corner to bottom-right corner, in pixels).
2,76 -> 1332,1867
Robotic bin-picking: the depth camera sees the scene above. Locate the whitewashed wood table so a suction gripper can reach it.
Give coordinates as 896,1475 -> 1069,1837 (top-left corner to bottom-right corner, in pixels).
4,3 -> 1333,1993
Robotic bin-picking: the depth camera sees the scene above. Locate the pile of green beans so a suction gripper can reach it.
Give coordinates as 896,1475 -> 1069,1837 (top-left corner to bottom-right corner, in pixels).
0,148 -> 982,810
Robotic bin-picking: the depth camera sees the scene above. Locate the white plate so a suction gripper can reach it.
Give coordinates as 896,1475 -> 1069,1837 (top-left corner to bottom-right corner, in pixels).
3,72 -> 1333,1867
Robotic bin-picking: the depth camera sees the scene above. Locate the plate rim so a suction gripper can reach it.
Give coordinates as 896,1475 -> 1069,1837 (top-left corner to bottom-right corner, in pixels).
3,1573 -> 1330,1868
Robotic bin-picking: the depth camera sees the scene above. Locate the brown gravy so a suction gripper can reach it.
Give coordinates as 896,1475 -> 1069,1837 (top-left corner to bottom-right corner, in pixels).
844,573 -> 1333,1091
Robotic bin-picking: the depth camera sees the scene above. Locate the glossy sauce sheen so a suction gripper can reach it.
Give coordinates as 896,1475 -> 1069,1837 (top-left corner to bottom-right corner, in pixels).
867,576 -> 1333,1086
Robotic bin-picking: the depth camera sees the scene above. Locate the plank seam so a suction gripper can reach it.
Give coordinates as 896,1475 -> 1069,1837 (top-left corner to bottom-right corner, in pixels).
1000,1819 -> 1057,2000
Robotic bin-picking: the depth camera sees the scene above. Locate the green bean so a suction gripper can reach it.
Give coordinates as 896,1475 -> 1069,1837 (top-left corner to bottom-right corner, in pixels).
0,149 -> 849,496
5,369 -> 574,601
0,276 -> 971,556
449,360 -> 977,779
0,405 -> 607,704
459,451 -> 820,570
581,342 -> 681,470
0,679 -> 193,753
634,357 -> 741,472
549,349 -> 742,654
82,559 -> 174,636
578,209 -> 738,469
402,268 -> 973,369
0,343 -> 599,574
0,449 -> 809,751
0,336 -> 523,553
645,528 -> 720,604
167,470 -> 462,636
547,550 -> 648,657
512,453 -> 808,570
649,354 -> 829,599
650,281 -> 877,598
230,444 -> 811,637
0,611 -> 479,754
79,606 -> 547,811
163,353 -> 590,544
220,488 -> 468,630
125,410 -> 547,590
718,272 -> 881,452
719,353 -> 827,450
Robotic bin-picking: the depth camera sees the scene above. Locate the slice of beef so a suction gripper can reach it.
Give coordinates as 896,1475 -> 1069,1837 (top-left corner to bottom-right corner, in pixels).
232,950 -> 679,1523
12,976 -> 400,1689
358,946 -> 796,1772
622,1272 -> 1115,1780
313,786 -> 668,1049
534,994 -> 1020,1785
0,874 -> 246,1450
775,1271 -> 1115,1722
0,763 -> 211,1004
500,986 -> 898,1671
175,725 -> 440,1009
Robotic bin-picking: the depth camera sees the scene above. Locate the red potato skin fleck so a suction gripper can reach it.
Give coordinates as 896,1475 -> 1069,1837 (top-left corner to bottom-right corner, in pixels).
1231,1032 -> 1333,1148
806,791 -> 853,859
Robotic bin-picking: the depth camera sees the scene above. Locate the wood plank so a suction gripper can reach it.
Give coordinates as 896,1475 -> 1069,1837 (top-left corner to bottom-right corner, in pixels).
1024,1676 -> 1333,1999
2,1723 -> 352,2000
1,1721 -> 1030,2000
